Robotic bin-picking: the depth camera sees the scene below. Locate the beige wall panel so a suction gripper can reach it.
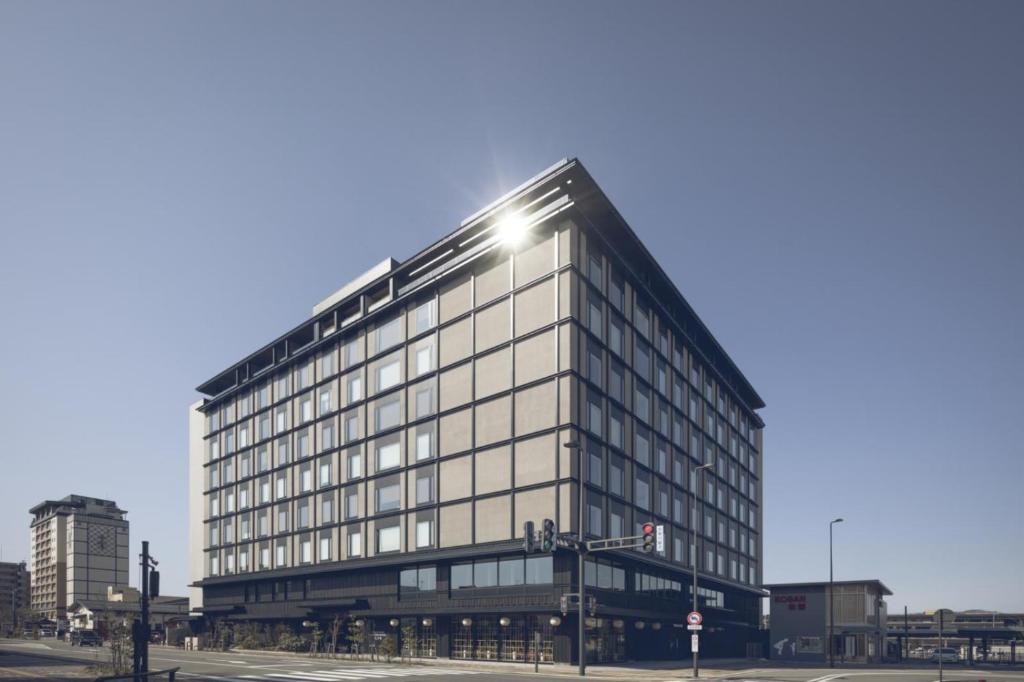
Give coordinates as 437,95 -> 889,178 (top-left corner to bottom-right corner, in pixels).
440,502 -> 472,548
559,482 -> 573,532
475,445 -> 511,495
514,433 -> 556,488
474,495 -> 511,543
475,347 -> 512,398
515,277 -> 556,337
475,299 -> 511,353
439,363 -> 473,411
558,322 -> 573,373
439,317 -> 473,367
558,428 -> 573,479
439,274 -> 472,324
439,407 -> 472,457
559,375 -> 574,425
514,486 -> 557,531
558,220 -> 575,268
515,231 -> 556,287
439,455 -> 472,502
475,256 -> 510,306
514,380 -> 557,437
514,329 -> 556,386
558,270 -> 575,320
475,395 -> 511,447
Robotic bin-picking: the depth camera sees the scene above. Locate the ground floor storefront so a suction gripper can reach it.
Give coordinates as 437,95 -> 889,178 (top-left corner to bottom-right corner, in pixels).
199,545 -> 763,665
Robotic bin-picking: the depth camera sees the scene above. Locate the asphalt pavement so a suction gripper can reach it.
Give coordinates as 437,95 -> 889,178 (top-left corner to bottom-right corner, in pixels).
2,639 -> 1023,682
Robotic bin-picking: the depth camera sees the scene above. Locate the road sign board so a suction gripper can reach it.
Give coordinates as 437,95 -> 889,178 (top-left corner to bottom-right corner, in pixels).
687,611 -> 703,625
687,624 -> 703,630
691,634 -> 699,652
655,524 -> 665,552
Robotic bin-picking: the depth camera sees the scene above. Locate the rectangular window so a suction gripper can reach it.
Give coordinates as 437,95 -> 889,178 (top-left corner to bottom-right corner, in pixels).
635,426 -> 651,467
474,560 -> 497,587
347,452 -> 362,479
609,406 -> 624,449
377,441 -> 401,470
319,390 -> 332,416
344,414 -> 359,443
375,396 -> 401,432
608,455 -> 624,497
347,375 -> 363,404
450,563 -> 473,589
525,555 -> 553,584
415,345 -> 433,377
415,473 -> 434,505
609,315 -> 624,356
322,497 -> 333,523
345,492 -> 359,519
588,446 -> 602,487
608,272 -> 624,310
376,360 -> 401,392
635,474 -> 650,510
414,299 -> 436,334
587,294 -> 603,338
587,393 -> 602,438
343,339 -> 360,369
609,508 -> 624,538
348,531 -> 362,557
608,361 -> 624,403
276,542 -> 286,567
414,385 -> 435,419
319,460 -> 331,488
635,385 -> 651,423
376,317 -> 402,352
588,344 -> 602,388
377,525 -> 400,553
300,465 -> 312,492
300,397 -> 312,423
297,501 -> 310,529
375,483 -> 400,512
499,557 -> 525,586
297,432 -> 309,459
415,429 -> 433,461
416,520 -> 433,548
319,534 -> 331,561
635,340 -> 651,381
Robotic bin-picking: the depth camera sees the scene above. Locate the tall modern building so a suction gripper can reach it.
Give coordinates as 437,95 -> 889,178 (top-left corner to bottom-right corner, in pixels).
29,495 -> 129,621
189,159 -> 765,663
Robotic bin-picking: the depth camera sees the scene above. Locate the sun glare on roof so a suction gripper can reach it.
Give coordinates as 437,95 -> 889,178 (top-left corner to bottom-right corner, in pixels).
497,212 -> 529,246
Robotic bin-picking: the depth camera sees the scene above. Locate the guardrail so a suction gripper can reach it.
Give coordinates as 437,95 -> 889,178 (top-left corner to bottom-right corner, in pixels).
94,667 -> 180,681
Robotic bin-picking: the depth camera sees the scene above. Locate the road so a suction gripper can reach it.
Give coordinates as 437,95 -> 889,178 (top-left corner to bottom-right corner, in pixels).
1,639 -> 1022,682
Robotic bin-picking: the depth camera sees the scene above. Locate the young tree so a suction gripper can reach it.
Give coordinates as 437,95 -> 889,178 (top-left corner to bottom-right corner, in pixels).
329,615 -> 343,658
400,622 -> 416,661
345,618 -> 365,660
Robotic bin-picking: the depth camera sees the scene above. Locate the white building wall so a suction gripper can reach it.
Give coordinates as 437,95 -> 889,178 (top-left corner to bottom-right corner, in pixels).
188,400 -> 206,613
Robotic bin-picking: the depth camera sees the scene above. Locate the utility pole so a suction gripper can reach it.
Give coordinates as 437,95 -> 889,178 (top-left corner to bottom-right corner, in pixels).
563,440 -> 586,677
136,541 -> 159,681
938,609 -> 944,682
828,518 -> 843,668
692,462 -> 712,679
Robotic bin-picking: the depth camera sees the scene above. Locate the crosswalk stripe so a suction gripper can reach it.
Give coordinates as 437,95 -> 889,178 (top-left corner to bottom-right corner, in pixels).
265,673 -> 364,681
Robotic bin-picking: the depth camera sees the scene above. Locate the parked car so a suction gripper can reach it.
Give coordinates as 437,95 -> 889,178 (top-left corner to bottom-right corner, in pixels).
931,647 -> 960,663
70,630 -> 102,647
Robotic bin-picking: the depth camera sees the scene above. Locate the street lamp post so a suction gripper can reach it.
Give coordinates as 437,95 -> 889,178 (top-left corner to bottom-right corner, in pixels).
829,518 -> 844,668
692,462 -> 713,679
564,440 -> 586,677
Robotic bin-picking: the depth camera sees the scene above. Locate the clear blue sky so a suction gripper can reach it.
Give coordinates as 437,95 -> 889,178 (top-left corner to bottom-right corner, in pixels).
1,1 -> 1021,612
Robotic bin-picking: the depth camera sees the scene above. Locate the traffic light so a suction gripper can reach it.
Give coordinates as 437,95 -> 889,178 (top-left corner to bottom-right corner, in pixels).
523,521 -> 535,553
542,518 -> 556,552
149,570 -> 160,598
642,522 -> 656,553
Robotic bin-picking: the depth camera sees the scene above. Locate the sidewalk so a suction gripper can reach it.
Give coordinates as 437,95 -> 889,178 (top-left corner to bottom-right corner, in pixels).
189,646 -> 765,679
